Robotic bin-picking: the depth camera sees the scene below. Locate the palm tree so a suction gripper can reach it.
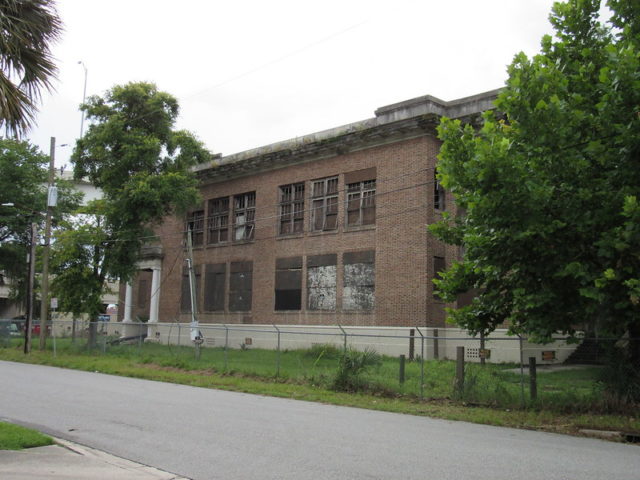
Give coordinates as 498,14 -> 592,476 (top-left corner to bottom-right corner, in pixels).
0,0 -> 62,137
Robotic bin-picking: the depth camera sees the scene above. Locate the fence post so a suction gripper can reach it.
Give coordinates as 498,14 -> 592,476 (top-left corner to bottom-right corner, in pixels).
224,324 -> 229,371
177,322 -> 181,348
409,329 -> 415,361
399,354 -> 406,384
415,327 -> 425,400
479,331 -> 486,366
455,346 -> 465,395
519,335 -> 525,408
433,328 -> 439,360
273,324 -> 281,378
338,324 -> 347,352
529,356 -> 537,401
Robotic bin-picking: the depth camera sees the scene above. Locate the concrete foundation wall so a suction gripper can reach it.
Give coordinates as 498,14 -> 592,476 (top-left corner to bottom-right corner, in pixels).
142,322 -> 576,365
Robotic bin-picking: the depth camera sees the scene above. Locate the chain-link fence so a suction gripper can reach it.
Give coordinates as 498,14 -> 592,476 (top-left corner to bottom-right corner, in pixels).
2,318 -> 634,411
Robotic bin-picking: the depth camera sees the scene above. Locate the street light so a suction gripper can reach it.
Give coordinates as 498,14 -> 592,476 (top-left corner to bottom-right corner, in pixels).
78,61 -> 88,137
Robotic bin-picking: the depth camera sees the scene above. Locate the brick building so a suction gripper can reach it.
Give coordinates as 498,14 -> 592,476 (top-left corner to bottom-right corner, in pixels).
120,89 -> 499,330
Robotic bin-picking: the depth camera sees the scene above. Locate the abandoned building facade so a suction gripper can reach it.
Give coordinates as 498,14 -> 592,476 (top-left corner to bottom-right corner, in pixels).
119,89 -> 499,329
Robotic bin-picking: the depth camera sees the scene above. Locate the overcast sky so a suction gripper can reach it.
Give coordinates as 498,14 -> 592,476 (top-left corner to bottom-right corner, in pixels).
28,0 -> 559,168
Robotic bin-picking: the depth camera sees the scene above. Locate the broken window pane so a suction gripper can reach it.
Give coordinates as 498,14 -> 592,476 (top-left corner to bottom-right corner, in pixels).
186,209 -> 204,246
346,178 -> 375,227
208,197 -> 229,244
279,183 -> 305,235
310,176 -> 339,232
233,192 -> 255,241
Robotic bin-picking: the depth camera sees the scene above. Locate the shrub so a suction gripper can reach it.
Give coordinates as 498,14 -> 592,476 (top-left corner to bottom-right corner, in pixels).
332,347 -> 381,392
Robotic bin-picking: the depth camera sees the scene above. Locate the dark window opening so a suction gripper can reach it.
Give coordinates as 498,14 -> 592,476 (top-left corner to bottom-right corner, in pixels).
204,263 -> 226,311
275,257 -> 302,310
233,192 -> 256,241
186,210 -> 204,246
311,177 -> 338,231
229,261 -> 252,311
279,183 -> 305,235
137,279 -> 148,309
208,197 -> 229,244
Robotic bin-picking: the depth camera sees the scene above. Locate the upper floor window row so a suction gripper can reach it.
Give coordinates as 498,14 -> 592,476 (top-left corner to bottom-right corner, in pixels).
280,169 -> 376,236
186,192 -> 256,247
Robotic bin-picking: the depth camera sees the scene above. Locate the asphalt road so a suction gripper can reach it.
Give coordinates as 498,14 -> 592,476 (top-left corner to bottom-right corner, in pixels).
0,360 -> 638,480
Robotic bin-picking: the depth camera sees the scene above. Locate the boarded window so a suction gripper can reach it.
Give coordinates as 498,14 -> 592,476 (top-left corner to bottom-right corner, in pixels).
311,177 -> 338,231
204,263 -> 226,311
208,197 -> 229,244
279,183 -> 305,235
229,261 -> 252,311
433,256 -> 446,299
307,254 -> 337,311
434,169 -> 445,211
180,266 -> 201,313
233,192 -> 256,241
346,178 -> 376,227
137,279 -> 148,309
186,209 -> 204,246
343,251 -> 375,311
275,257 -> 302,310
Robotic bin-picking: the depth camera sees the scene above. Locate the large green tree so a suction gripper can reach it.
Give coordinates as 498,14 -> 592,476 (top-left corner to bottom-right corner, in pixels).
431,1 -> 640,362
0,0 -> 62,137
0,138 -> 79,304
51,82 -> 209,322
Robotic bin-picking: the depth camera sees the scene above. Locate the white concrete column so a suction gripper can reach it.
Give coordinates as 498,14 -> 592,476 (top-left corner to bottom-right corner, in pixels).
149,267 -> 161,323
123,282 -> 133,322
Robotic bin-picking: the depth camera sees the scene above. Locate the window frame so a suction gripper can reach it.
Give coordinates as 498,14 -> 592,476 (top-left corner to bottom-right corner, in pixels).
310,176 -> 338,232
208,197 -> 230,245
346,179 -> 376,227
232,192 -> 256,242
186,209 -> 204,246
279,183 -> 305,235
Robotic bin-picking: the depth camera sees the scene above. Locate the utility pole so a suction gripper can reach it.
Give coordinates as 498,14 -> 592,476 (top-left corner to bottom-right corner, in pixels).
24,223 -> 37,354
39,137 -> 56,350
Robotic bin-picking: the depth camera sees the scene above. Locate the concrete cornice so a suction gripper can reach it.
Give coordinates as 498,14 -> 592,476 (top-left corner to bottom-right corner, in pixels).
195,88 -> 501,184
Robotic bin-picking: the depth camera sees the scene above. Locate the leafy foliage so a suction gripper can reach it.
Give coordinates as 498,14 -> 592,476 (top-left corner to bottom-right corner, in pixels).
332,347 -> 381,392
52,82 -> 209,319
0,0 -> 62,136
0,139 -> 79,302
431,1 -> 640,399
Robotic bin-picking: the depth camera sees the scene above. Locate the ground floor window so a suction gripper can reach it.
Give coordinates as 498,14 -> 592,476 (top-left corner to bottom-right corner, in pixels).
343,251 -> 375,311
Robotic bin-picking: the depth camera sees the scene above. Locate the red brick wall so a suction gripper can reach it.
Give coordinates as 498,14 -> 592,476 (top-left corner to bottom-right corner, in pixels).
139,134 -> 457,328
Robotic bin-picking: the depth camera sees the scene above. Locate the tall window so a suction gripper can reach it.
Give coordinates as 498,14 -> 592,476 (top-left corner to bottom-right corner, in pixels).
208,197 -> 229,244
186,209 -> 204,246
229,261 -> 252,311
275,257 -> 302,310
204,263 -> 225,312
343,251 -> 375,311
279,183 -> 305,235
311,177 -> 338,231
307,254 -> 337,311
347,179 -> 376,226
434,168 -> 445,210
233,192 -> 256,241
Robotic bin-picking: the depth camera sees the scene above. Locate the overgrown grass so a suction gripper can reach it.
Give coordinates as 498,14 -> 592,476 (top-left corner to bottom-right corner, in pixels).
0,422 -> 53,450
1,338 -> 638,439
